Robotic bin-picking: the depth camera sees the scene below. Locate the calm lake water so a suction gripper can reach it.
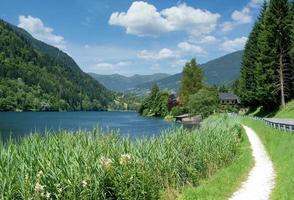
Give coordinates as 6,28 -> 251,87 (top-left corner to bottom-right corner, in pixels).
0,111 -> 177,141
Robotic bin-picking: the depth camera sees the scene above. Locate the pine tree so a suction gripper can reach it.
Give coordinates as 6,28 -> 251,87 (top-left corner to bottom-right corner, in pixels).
262,0 -> 293,107
289,1 -> 294,100
254,1 -> 276,107
239,2 -> 267,107
179,59 -> 203,104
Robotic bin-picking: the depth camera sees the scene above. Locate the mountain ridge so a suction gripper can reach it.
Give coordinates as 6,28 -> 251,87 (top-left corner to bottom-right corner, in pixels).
89,73 -> 170,91
0,19 -> 113,111
90,50 -> 244,94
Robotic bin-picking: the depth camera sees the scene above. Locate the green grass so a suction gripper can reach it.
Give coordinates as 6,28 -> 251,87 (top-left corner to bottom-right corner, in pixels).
274,100 -> 294,118
242,118 -> 294,200
0,115 -> 242,199
178,127 -> 253,200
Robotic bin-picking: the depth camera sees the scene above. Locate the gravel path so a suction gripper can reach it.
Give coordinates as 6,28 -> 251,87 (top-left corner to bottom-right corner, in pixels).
229,125 -> 276,200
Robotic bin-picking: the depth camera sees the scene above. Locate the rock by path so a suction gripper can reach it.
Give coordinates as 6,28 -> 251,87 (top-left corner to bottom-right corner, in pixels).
229,125 -> 276,200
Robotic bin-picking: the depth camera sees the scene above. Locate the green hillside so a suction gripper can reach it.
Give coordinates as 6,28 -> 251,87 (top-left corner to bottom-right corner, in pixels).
89,73 -> 170,91
0,19 -> 113,111
274,100 -> 294,118
135,50 -> 244,93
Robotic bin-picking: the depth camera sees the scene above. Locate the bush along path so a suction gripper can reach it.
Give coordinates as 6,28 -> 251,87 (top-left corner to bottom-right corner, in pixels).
229,125 -> 276,200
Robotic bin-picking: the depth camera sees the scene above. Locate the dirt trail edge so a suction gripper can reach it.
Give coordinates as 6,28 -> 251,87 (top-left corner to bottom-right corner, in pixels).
229,125 -> 276,200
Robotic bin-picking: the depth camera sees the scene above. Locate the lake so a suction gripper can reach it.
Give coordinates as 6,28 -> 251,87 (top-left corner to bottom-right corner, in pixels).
0,111 -> 177,141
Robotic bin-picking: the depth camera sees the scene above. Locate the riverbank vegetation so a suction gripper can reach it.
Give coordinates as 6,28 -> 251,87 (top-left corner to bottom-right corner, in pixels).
0,115 -> 243,199
242,118 -> 294,199
138,84 -> 169,117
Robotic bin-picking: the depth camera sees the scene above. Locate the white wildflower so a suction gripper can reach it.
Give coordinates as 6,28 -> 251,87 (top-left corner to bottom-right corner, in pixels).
99,157 -> 113,170
34,182 -> 44,193
81,180 -> 87,188
119,154 -> 132,165
45,192 -> 51,199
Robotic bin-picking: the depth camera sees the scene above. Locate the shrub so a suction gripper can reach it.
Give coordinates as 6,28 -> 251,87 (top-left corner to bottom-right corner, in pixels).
188,87 -> 219,118
170,106 -> 188,117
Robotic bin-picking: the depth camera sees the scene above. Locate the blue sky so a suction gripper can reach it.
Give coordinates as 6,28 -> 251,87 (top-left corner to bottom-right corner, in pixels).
0,0 -> 264,76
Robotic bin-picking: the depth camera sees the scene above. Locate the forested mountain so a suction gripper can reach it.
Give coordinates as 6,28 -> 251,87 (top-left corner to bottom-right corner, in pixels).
239,0 -> 294,108
89,73 -> 170,91
0,19 -> 113,111
134,50 -> 244,93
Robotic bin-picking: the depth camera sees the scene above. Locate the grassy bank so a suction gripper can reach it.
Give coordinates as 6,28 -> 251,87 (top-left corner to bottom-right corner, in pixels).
0,115 -> 242,199
178,126 -> 253,200
242,118 -> 294,200
274,100 -> 294,118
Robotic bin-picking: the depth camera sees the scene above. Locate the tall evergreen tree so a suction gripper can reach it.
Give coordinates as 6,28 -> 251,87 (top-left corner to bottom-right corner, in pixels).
289,1 -> 294,99
262,0 -> 293,107
254,1 -> 277,107
240,0 -> 294,108
179,59 -> 203,104
239,2 -> 267,107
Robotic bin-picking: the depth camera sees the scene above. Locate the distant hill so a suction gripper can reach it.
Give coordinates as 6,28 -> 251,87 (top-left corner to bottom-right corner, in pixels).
89,73 -> 170,91
0,19 -> 113,111
134,50 -> 244,93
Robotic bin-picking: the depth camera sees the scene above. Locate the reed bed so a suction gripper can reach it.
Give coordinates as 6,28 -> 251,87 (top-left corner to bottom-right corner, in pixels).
0,115 -> 242,199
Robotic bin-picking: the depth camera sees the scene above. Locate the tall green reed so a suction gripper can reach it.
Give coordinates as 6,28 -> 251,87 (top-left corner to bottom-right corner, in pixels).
0,115 -> 242,199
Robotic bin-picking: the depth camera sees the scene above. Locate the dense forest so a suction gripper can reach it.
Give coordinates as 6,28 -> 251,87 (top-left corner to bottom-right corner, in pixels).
239,0 -> 294,109
0,19 -> 114,111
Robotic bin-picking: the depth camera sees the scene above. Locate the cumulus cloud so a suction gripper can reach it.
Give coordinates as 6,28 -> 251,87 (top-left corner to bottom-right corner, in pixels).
91,61 -> 133,74
93,62 -> 114,70
109,1 -> 170,36
177,42 -> 206,54
232,7 -> 252,24
138,48 -> 178,60
109,1 -> 220,37
221,0 -> 265,32
249,0 -> 267,8
172,59 -> 188,69
193,35 -> 217,44
220,37 -> 248,52
220,21 -> 234,32
18,15 -> 66,51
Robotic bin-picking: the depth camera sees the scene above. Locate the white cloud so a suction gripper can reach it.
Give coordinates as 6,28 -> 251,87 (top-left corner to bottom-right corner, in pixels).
109,1 -> 170,36
161,3 -> 220,37
18,15 -> 66,51
249,0 -> 266,8
220,21 -> 234,32
220,0 -> 265,32
232,7 -> 252,24
138,48 -> 178,60
220,37 -> 248,52
93,62 -> 114,70
109,1 -> 220,37
91,61 -> 133,74
193,35 -> 217,44
117,61 -> 131,66
172,59 -> 188,69
177,42 -> 206,54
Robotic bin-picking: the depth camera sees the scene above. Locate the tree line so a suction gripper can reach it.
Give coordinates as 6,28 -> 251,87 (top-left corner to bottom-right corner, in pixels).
139,59 -> 229,118
238,0 -> 294,109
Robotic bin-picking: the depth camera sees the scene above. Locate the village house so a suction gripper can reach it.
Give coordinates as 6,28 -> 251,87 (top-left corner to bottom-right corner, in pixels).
218,92 -> 241,105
